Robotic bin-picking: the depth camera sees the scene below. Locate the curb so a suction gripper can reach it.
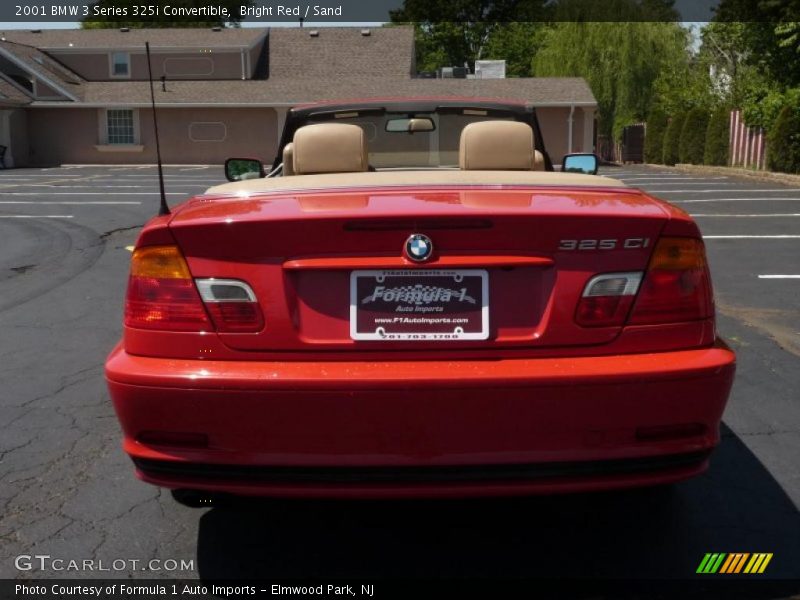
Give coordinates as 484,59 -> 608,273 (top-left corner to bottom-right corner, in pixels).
672,164 -> 800,186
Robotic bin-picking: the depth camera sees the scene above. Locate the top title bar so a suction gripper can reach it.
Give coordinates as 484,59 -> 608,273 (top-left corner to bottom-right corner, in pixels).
1,0 -> 753,24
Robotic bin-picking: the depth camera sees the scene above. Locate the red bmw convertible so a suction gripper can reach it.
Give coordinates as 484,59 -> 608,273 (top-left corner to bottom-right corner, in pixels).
105,99 -> 736,502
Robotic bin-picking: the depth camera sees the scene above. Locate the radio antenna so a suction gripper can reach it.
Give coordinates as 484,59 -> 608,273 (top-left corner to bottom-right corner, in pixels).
145,42 -> 169,216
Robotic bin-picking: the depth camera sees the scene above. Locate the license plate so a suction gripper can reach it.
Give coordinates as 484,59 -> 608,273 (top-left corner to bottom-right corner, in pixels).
350,269 -> 489,341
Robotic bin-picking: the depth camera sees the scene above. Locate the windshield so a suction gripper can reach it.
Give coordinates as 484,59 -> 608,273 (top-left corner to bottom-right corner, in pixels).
291,109 -> 523,169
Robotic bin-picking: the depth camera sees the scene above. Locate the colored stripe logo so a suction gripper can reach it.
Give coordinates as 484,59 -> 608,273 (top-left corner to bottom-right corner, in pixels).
697,553 -> 773,574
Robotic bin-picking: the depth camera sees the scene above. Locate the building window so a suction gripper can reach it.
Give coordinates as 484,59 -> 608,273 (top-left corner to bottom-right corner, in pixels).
107,109 -> 135,144
110,52 -> 130,78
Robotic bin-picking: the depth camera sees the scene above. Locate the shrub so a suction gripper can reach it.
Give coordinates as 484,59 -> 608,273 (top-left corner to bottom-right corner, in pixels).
644,109 -> 668,164
704,108 -> 731,166
662,113 -> 685,166
679,108 -> 710,164
767,105 -> 800,174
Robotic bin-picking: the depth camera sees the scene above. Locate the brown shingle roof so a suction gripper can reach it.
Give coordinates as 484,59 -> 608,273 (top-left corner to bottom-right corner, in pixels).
1,27 -> 267,49
72,76 -> 595,106
268,27 -> 414,78
0,41 -> 84,100
0,78 -> 32,106
8,26 -> 596,108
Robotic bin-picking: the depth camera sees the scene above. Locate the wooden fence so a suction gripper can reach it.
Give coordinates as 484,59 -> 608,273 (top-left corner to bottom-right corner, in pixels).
729,109 -> 767,170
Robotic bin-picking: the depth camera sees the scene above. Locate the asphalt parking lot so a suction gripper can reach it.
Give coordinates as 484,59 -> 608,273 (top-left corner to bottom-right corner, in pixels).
0,163 -> 799,584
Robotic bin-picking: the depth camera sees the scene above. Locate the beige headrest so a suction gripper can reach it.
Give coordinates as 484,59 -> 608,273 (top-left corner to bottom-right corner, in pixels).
459,121 -> 535,170
292,123 -> 368,175
282,142 -> 295,176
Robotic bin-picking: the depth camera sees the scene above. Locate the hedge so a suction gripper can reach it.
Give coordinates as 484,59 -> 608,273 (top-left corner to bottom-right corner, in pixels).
703,108 -> 731,166
662,113 -> 686,166
767,105 -> 800,174
678,108 -> 710,165
644,109 -> 668,164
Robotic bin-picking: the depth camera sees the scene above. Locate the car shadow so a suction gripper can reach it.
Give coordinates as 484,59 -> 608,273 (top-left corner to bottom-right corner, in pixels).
195,425 -> 800,583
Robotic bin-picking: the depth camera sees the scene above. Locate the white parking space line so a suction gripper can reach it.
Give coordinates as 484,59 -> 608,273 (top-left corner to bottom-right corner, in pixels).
0,180 -> 95,187
0,201 -> 141,205
704,235 -> 800,239
0,174 -> 85,178
647,189 -> 800,194
0,215 -> 73,218
91,176 -> 219,180
0,176 -> 214,181
0,184 -> 208,189
758,275 -> 800,279
672,198 -> 800,203
637,182 -> 747,187
692,213 -> 800,217
618,177 -> 730,181
0,174 -> 216,179
610,171 -> 701,174
1,192 -> 188,196
179,166 -> 210,171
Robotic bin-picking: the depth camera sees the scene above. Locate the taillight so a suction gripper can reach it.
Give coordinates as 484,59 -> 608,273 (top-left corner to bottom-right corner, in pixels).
628,237 -> 713,325
125,247 -> 264,333
196,279 -> 264,333
575,272 -> 643,327
125,246 -> 211,331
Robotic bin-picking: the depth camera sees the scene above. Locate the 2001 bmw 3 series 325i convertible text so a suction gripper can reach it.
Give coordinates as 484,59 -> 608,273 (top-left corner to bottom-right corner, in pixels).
105,99 -> 736,501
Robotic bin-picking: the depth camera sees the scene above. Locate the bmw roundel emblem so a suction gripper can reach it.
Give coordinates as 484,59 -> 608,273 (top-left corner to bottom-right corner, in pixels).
404,233 -> 434,262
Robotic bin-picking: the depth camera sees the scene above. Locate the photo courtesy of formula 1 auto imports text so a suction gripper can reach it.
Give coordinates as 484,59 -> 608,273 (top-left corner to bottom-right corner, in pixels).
1,0 -> 799,598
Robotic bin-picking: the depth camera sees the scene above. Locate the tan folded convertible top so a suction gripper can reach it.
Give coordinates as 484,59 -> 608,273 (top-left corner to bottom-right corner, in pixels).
204,170 -> 627,196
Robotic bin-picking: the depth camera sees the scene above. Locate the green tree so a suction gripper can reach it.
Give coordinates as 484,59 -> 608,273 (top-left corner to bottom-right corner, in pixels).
482,23 -> 546,77
644,108 -> 668,164
550,0 -> 678,21
697,20 -> 799,131
698,21 -> 749,104
389,0 -> 549,72
532,20 -> 691,141
662,112 -> 685,166
703,107 -> 731,166
713,0 -> 800,89
82,0 -> 253,28
742,87 -> 800,131
767,104 -> 800,174
679,108 -> 710,164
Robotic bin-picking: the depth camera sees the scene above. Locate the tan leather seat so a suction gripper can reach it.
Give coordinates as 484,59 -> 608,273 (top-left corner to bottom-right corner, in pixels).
292,123 -> 369,175
533,150 -> 545,171
282,142 -> 295,176
459,121 -> 538,171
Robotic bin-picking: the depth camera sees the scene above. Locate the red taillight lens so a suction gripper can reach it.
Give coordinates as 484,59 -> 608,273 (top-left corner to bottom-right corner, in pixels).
575,272 -> 642,327
204,302 -> 264,332
124,246 -> 211,331
576,295 -> 636,327
628,237 -> 713,325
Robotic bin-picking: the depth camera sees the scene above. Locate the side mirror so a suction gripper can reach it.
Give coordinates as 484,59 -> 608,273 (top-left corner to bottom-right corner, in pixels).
225,158 -> 265,182
561,153 -> 599,175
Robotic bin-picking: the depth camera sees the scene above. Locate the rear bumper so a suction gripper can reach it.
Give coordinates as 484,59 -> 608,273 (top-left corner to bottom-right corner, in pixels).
105,341 -> 735,498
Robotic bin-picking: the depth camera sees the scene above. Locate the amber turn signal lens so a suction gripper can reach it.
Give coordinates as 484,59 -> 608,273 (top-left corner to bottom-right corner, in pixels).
125,245 -> 211,331
648,237 -> 707,270
130,245 -> 192,279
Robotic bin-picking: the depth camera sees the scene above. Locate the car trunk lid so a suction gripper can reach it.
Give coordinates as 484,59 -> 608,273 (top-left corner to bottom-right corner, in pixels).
168,185 -> 669,352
